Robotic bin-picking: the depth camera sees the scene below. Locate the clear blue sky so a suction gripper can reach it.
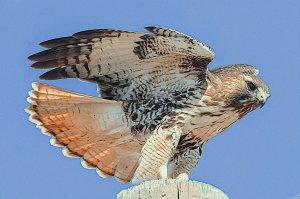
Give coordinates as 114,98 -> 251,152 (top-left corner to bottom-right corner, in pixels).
0,0 -> 299,198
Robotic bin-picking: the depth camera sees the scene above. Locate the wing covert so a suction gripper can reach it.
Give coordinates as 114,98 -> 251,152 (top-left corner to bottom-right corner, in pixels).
29,26 -> 214,101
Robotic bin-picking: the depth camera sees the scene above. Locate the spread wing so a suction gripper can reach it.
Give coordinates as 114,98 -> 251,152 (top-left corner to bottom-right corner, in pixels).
27,27 -> 216,183
29,26 -> 214,101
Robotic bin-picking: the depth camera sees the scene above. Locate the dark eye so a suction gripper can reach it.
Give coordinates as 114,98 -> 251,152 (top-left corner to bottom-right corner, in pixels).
247,81 -> 257,91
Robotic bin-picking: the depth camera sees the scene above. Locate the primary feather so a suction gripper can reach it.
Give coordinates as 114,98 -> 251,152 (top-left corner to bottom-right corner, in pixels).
27,26 -> 270,184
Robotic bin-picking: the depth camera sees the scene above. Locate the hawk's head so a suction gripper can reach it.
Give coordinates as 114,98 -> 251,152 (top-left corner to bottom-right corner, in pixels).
210,64 -> 270,117
241,75 -> 270,108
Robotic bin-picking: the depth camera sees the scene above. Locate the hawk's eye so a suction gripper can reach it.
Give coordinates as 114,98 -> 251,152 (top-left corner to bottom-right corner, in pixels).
247,81 -> 257,91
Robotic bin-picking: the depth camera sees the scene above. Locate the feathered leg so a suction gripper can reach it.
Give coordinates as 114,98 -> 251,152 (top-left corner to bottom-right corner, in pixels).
132,121 -> 184,183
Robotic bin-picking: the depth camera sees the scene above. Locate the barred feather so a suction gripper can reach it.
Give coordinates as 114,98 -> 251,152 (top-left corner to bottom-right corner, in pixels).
28,27 -> 214,102
27,27 -> 270,184
26,82 -> 142,183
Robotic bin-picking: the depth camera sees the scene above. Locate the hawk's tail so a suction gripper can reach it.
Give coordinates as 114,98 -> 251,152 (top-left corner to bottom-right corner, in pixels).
25,83 -> 141,183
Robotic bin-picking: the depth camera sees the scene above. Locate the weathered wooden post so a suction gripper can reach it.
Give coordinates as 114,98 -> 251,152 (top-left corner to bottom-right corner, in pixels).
117,179 -> 229,199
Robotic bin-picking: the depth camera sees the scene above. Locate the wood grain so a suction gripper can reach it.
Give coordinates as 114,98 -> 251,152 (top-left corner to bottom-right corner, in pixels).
117,179 -> 229,199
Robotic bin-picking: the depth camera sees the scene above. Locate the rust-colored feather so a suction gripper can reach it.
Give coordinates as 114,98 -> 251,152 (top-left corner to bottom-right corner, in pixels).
26,82 -> 142,183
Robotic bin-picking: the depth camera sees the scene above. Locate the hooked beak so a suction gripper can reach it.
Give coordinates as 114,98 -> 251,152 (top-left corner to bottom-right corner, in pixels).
257,88 -> 270,108
259,100 -> 266,108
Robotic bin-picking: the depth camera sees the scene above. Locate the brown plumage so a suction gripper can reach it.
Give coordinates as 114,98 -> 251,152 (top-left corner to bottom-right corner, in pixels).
26,26 -> 270,183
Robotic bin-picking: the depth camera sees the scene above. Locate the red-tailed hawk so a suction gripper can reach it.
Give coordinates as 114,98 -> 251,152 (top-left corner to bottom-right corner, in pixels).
26,26 -> 270,183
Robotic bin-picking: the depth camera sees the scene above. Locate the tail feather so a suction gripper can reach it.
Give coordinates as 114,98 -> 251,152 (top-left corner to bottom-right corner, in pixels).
26,82 -> 142,183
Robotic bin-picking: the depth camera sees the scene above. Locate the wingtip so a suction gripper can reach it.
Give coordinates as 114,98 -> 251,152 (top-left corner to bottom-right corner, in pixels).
39,41 -> 48,48
39,73 -> 55,80
144,26 -> 157,32
38,68 -> 67,80
39,74 -> 47,80
28,54 -> 37,61
39,36 -> 75,48
39,40 -> 53,48
31,62 -> 47,69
